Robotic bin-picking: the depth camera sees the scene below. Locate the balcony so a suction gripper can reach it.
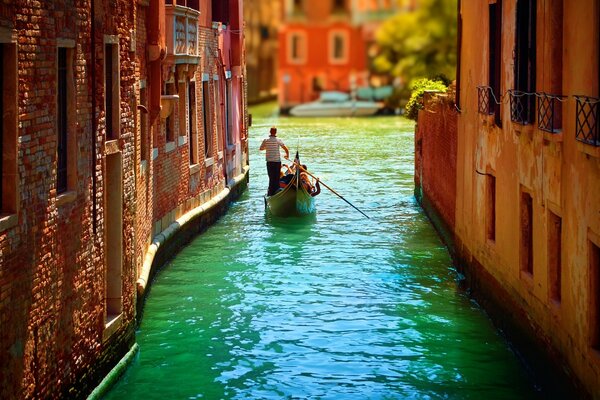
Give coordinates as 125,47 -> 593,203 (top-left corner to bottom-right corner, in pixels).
165,1 -> 200,65
508,90 -> 535,125
537,92 -> 566,134
477,86 -> 494,115
575,95 -> 600,147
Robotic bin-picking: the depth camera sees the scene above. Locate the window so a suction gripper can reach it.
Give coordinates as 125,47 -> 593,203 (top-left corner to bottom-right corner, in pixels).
293,0 -> 304,15
140,86 -> 148,162
1,43 -> 18,218
225,79 -> 233,146
165,82 -> 176,143
288,33 -> 306,64
188,81 -> 197,164
330,32 -> 347,64
104,43 -> 119,140
489,0 -> 502,127
332,0 -> 346,12
520,190 -> 533,276
178,80 -> 187,137
214,77 -> 223,153
57,47 -> 69,194
591,240 -> 600,350
513,0 -> 536,124
486,174 -> 496,242
202,78 -> 212,158
548,211 -> 562,303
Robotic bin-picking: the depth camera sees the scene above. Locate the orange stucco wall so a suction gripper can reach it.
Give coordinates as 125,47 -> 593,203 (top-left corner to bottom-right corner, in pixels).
456,0 -> 600,395
277,0 -> 371,108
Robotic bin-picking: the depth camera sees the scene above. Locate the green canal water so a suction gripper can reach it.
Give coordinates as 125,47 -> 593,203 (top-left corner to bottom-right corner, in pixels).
104,104 -> 538,399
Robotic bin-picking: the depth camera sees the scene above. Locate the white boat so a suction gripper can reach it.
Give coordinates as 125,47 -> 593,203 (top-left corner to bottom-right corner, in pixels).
289,91 -> 381,117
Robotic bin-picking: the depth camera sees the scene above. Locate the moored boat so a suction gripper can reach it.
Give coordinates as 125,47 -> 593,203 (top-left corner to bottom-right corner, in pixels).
289,91 -> 381,117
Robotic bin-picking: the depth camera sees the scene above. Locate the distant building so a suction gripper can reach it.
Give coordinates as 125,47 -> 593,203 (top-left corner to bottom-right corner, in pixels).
278,0 -> 401,111
0,0 -> 248,398
244,0 -> 280,103
417,0 -> 600,396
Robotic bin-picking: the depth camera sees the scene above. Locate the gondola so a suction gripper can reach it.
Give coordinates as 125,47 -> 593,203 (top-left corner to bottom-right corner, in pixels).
264,157 -> 316,217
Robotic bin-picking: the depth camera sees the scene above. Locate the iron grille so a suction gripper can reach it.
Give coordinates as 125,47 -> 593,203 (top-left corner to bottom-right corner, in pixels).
477,86 -> 494,115
509,90 -> 534,125
575,95 -> 600,146
537,92 -> 565,133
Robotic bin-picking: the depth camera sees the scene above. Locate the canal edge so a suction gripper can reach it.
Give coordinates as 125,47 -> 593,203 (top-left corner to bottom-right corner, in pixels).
86,343 -> 140,400
86,167 -> 250,399
136,166 -> 250,318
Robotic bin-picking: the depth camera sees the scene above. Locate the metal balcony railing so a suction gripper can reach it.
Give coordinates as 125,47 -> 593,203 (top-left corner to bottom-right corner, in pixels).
508,90 -> 535,125
477,86 -> 494,115
575,95 -> 600,146
537,92 -> 566,133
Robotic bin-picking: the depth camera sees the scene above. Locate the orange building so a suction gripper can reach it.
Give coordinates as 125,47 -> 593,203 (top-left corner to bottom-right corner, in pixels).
278,0 -> 401,111
418,0 -> 600,396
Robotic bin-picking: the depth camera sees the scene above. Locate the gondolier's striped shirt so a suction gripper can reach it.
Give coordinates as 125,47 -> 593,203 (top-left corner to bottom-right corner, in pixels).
262,136 -> 285,162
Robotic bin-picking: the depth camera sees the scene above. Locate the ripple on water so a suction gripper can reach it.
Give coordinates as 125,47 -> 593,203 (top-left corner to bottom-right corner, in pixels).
104,108 -> 538,400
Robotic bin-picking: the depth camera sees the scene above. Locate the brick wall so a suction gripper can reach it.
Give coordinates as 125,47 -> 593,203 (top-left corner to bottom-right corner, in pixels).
0,0 -> 138,398
415,91 -> 458,238
0,1 -> 249,398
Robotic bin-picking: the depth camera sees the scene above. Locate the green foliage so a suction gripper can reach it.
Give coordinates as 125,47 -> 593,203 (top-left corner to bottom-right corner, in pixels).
374,0 -> 457,93
405,78 -> 447,120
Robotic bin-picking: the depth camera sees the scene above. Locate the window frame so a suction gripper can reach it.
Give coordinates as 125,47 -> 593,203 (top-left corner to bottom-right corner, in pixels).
287,31 -> 307,65
188,80 -> 198,165
329,30 -> 349,65
104,37 -> 120,140
513,0 -> 537,125
0,38 -> 19,230
202,75 -> 212,159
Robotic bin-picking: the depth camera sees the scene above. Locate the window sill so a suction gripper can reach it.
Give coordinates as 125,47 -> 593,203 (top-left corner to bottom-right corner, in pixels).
205,157 -> 214,167
513,123 -> 534,137
218,151 -> 223,160
542,131 -> 563,143
103,313 -> 123,342
140,160 -> 147,175
178,135 -> 187,147
189,163 -> 201,175
165,141 -> 176,153
577,141 -> 600,158
105,139 -> 120,155
152,148 -> 159,160
56,191 -> 77,207
0,213 -> 17,233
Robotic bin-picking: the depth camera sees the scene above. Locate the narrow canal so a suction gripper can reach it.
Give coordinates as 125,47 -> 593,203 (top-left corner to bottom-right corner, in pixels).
105,104 -> 537,399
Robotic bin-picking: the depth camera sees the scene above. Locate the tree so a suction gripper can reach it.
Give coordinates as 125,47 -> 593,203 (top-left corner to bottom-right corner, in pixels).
374,0 -> 457,89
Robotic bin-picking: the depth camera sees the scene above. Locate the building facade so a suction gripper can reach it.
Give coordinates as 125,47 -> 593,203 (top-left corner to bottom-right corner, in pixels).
418,0 -> 600,396
244,0 -> 280,103
0,0 -> 248,398
278,0 -> 403,111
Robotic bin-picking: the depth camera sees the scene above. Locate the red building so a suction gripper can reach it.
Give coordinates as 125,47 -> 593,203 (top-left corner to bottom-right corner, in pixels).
278,0 -> 401,111
0,0 -> 248,398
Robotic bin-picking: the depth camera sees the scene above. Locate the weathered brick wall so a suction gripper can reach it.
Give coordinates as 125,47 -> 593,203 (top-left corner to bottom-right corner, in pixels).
1,1 -> 249,398
415,92 -> 458,233
134,3 -> 154,277
0,0 -> 138,398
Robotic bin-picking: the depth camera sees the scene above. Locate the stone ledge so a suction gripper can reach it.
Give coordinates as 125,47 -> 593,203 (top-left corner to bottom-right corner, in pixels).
0,213 -> 17,232
56,191 -> 77,207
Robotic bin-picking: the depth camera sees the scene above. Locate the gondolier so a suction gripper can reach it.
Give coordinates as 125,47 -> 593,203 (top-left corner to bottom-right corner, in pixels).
260,126 -> 290,196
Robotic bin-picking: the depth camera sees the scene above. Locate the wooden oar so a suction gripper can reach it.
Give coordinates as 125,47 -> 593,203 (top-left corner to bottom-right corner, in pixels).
292,161 -> 371,220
